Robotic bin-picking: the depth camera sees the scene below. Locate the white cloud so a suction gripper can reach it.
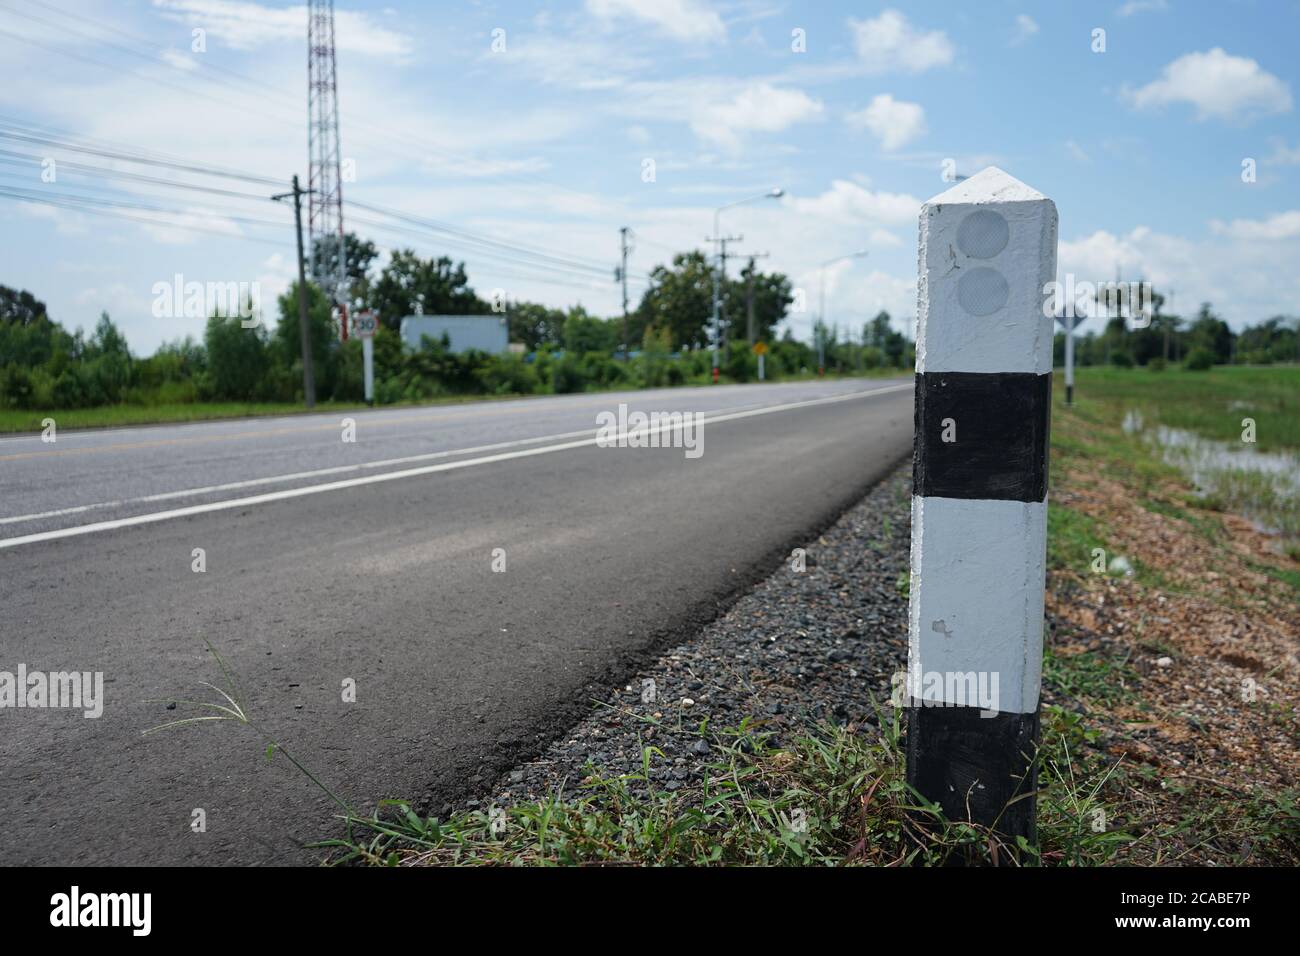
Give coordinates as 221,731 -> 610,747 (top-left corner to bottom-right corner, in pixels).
1011,14 -> 1039,46
1117,0 -> 1167,16
1126,48 -> 1292,122
1210,211 -> 1300,241
788,180 -> 920,227
160,49 -> 199,71
16,201 -> 92,237
847,94 -> 926,151
1065,139 -> 1091,163
494,33 -> 650,91
585,0 -> 726,43
689,82 -> 823,151
1263,140 -> 1300,166
848,10 -> 954,74
151,0 -> 413,57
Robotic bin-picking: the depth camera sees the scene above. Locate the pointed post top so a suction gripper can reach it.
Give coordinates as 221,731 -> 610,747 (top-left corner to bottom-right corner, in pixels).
916,166 -> 1058,376
926,166 -> 1048,207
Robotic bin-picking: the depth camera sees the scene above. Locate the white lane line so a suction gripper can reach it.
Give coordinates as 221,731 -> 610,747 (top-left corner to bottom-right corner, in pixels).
0,384 -> 909,550
0,426 -> 604,526
0,397 -> 790,527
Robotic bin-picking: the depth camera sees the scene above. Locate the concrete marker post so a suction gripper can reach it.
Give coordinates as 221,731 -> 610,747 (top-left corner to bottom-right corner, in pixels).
905,167 -> 1057,852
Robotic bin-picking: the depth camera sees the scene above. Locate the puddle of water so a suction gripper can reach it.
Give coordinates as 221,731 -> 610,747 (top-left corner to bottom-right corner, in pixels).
1123,408 -> 1299,543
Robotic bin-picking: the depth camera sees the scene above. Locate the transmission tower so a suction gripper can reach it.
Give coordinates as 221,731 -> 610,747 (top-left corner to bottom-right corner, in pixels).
307,0 -> 348,338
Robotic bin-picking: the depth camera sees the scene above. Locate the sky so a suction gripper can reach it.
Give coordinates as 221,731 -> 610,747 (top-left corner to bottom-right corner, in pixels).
1,0 -> 1298,355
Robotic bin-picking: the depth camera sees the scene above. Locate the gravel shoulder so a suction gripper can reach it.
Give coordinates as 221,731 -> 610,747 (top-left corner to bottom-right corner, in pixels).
463,459 -> 914,815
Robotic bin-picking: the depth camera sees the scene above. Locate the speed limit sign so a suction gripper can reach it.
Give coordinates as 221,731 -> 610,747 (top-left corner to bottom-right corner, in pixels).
352,311 -> 378,339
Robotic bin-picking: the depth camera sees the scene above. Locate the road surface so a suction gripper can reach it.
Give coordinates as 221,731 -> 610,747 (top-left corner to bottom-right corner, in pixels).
0,379 -> 911,864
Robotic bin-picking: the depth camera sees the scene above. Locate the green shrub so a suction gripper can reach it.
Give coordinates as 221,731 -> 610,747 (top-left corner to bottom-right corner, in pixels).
1185,347 -> 1215,371
551,355 -> 585,393
476,354 -> 540,395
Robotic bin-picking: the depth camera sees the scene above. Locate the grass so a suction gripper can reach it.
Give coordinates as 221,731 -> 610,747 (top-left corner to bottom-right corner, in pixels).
1062,364 -> 1300,452
0,368 -> 908,434
1039,365 -> 1300,864
319,706 -> 1141,867
1054,364 -> 1299,587
0,399 -> 375,433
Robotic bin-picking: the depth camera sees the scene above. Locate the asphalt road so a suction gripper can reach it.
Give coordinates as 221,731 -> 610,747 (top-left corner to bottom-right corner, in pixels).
0,379 -> 911,865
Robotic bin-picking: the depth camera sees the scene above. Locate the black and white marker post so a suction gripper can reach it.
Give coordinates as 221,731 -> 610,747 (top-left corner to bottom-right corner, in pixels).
905,167 -> 1057,852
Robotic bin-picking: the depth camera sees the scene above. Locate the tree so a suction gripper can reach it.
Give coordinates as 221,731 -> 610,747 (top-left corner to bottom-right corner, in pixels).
561,306 -> 617,354
0,285 -> 48,326
369,249 -> 490,331
635,251 -> 715,351
204,310 -> 271,400
1187,303 -> 1235,364
309,232 -> 380,309
76,312 -> 134,403
507,301 -> 565,350
274,280 -> 338,398
723,262 -> 793,347
865,311 -> 892,349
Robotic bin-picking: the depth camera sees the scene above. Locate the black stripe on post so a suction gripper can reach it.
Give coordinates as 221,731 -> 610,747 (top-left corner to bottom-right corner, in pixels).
912,371 -> 1051,502
905,704 -> 1040,854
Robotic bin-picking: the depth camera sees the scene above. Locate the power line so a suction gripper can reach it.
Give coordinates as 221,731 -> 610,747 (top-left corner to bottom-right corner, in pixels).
0,17 -> 644,279
0,187 -> 288,246
349,200 -> 616,278
0,180 -> 290,229
0,149 -> 291,204
348,212 -> 644,288
7,0 -> 614,206
0,121 -> 287,187
0,121 -> 624,281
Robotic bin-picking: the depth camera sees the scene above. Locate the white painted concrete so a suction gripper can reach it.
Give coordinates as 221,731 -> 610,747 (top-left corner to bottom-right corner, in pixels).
916,166 -> 1058,375
908,167 -> 1056,716
907,495 -> 1047,714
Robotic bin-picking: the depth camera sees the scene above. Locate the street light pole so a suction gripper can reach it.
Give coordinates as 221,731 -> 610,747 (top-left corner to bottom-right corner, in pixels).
709,188 -> 783,382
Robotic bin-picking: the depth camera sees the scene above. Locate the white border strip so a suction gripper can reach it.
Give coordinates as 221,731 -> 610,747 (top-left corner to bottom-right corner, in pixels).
0,384 -> 908,550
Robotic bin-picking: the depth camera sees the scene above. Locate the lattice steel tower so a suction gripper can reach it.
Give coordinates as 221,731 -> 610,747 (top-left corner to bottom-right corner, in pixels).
307,0 -> 348,337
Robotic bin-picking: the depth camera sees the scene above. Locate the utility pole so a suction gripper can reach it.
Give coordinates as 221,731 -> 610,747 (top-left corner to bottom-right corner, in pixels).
272,175 -> 316,408
618,227 -> 631,361
744,253 -> 770,346
707,230 -> 743,379
709,189 -> 783,382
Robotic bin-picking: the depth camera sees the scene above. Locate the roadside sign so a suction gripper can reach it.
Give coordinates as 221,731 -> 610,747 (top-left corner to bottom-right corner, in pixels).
352,311 -> 377,404
352,311 -> 378,339
753,341 -> 768,355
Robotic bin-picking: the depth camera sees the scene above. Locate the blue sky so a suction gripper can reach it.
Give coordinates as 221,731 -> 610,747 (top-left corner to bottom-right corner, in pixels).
1,0 -> 1298,354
